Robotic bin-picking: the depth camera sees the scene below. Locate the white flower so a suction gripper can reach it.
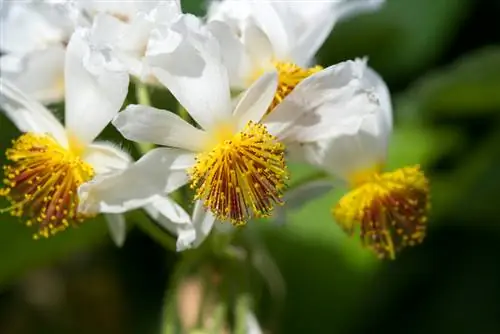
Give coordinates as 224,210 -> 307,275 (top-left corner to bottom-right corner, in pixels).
289,69 -> 430,259
0,27 -> 130,238
208,0 -> 384,68
205,0 -> 387,148
83,14 -> 310,240
0,0 -> 77,104
83,0 -> 183,82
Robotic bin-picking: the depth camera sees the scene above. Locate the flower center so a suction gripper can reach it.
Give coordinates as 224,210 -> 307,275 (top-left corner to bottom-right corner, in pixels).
189,121 -> 288,225
0,133 -> 95,239
251,61 -> 323,113
332,165 -> 430,259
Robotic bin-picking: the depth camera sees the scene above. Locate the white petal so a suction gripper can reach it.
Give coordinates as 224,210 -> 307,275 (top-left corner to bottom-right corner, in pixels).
246,312 -> 263,334
233,71 -> 277,130
266,60 -> 375,142
176,200 -> 215,251
147,14 -> 232,130
0,3 -> 67,54
78,148 -> 194,215
113,105 -> 208,152
105,213 -> 127,247
143,195 -> 201,252
83,141 -> 132,175
364,65 -> 393,132
241,22 -> 274,70
0,78 -> 67,145
208,20 -> 252,89
300,113 -> 389,181
249,2 -> 290,59
65,28 -> 129,145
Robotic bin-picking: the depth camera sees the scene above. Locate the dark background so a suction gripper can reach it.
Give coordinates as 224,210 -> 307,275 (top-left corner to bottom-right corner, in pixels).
1,0 -> 500,333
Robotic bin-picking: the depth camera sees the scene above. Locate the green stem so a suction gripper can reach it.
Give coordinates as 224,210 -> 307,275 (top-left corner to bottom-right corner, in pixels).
130,211 -> 176,252
134,81 -> 155,153
234,295 -> 250,334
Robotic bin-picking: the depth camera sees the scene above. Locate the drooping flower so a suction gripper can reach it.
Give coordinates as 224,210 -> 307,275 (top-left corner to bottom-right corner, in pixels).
294,69 -> 430,259
96,14 -> 303,228
206,0 -> 384,111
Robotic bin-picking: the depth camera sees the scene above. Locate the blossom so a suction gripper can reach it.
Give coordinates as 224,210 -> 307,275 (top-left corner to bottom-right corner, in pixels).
0,0 -> 181,103
294,69 -> 430,259
205,0 -> 387,153
0,0 -> 76,103
96,14 -> 304,228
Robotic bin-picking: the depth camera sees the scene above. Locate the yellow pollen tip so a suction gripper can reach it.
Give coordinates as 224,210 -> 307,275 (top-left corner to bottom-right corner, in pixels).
0,133 -> 95,238
250,61 -> 323,114
333,165 -> 430,260
189,121 -> 288,225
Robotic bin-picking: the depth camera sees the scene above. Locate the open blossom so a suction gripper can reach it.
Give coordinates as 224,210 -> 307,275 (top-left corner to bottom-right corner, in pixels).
0,0 -> 77,103
109,14 -> 290,226
205,0 -> 387,151
295,69 -> 430,259
0,0 -> 180,103
0,28 -> 130,238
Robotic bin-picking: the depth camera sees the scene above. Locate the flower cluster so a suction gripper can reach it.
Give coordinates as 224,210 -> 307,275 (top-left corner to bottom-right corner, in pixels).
0,0 -> 429,260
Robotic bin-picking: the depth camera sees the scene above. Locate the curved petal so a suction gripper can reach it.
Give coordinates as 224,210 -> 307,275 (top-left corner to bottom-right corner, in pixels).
83,141 -> 132,175
300,113 -> 389,181
105,213 -> 127,247
78,148 -> 194,215
290,0 -> 385,65
147,14 -> 231,130
233,71 -> 277,130
208,20 -> 252,89
242,22 -> 274,70
267,60 -> 380,142
113,105 -> 208,152
364,65 -> 393,131
1,46 -> 65,104
249,2 -> 290,59
65,28 -> 129,145
180,200 -> 216,251
0,78 -> 67,145
143,195 -> 202,252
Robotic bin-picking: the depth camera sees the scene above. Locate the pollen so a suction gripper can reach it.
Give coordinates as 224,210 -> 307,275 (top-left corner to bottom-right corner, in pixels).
256,61 -> 323,113
332,165 -> 430,259
189,121 -> 288,225
0,133 -> 95,239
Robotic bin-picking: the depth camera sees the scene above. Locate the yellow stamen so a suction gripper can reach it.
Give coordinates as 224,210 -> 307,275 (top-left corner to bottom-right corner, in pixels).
333,165 -> 430,259
0,133 -> 94,239
189,121 -> 288,225
250,61 -> 323,113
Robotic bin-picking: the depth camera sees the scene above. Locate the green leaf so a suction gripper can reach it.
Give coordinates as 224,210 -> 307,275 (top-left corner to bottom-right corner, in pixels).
318,0 -> 471,84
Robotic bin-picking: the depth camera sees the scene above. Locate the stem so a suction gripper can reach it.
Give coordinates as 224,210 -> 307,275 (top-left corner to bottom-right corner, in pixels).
134,81 -> 155,153
131,211 -> 176,252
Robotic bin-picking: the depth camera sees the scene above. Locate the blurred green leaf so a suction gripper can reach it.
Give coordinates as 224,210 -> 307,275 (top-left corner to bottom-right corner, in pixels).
319,0 -> 470,84
399,46 -> 500,117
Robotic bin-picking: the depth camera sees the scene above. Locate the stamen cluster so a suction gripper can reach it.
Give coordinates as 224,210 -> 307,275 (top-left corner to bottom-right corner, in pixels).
0,133 -> 95,238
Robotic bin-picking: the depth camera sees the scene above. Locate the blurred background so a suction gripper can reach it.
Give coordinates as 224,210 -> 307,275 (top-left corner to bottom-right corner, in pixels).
1,0 -> 500,333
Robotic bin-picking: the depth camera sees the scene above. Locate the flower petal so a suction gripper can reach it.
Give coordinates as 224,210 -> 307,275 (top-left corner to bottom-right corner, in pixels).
208,20 -> 252,89
147,14 -> 231,130
266,60 -> 378,142
233,71 -> 277,130
105,213 -> 127,247
248,2 -> 290,59
0,78 -> 67,145
78,148 -> 194,215
1,46 -> 65,104
182,200 -> 216,251
65,28 -> 129,145
83,141 -> 132,175
113,105 -> 208,152
299,113 -> 389,181
143,195 -> 201,252
288,0 -> 385,65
